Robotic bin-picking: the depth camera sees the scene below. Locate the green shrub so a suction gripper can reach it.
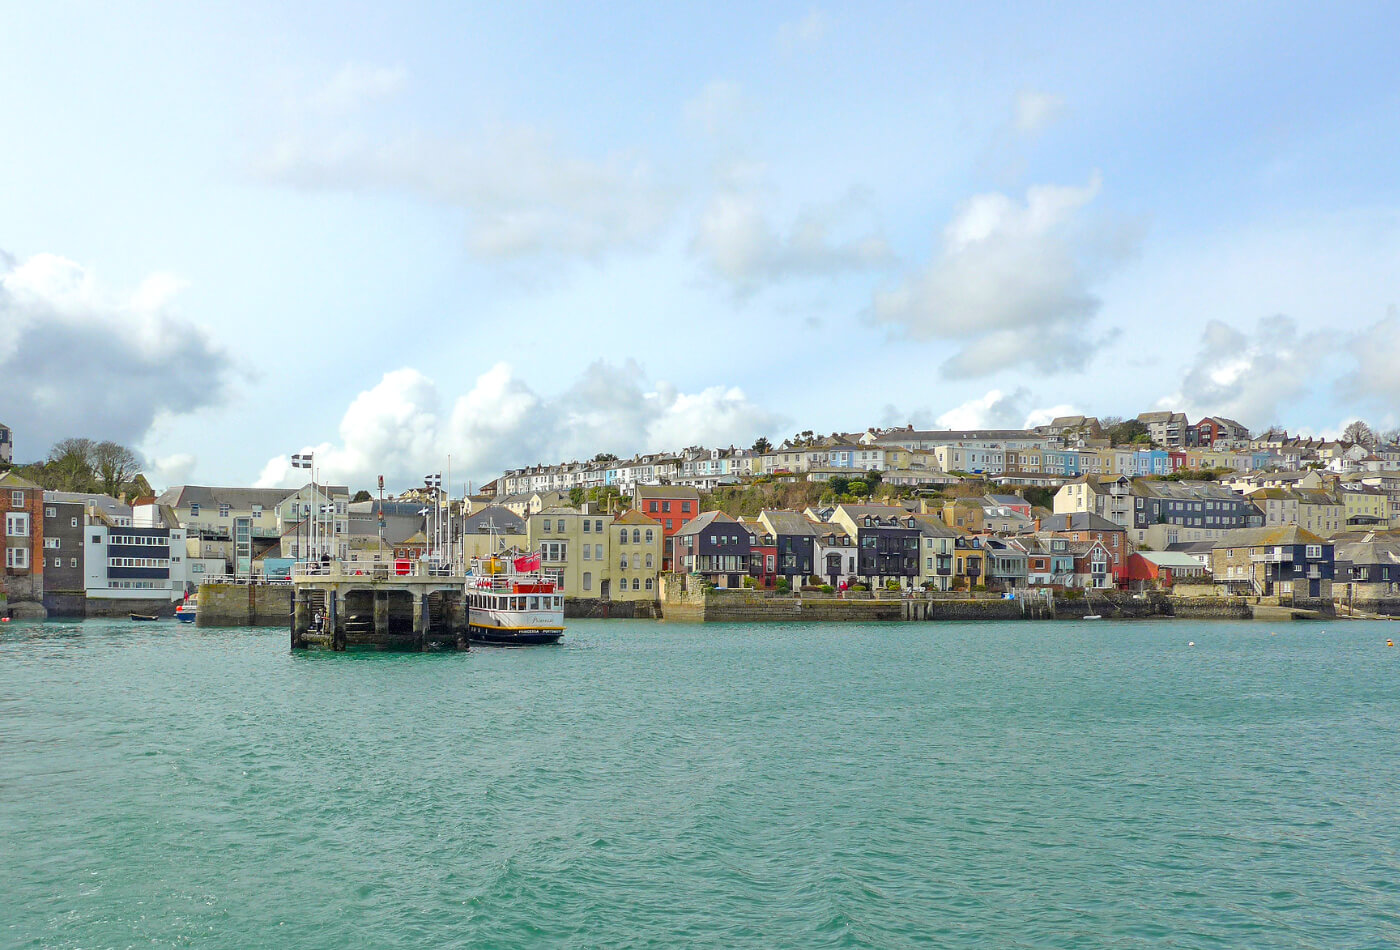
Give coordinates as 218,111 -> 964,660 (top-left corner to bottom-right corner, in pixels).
818,584 -> 834,593
885,579 -> 901,590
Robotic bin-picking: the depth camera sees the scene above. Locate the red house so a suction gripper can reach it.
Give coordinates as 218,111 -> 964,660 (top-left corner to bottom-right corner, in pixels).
1037,512 -> 1129,581
741,518 -> 778,588
1123,551 -> 1209,589
635,485 -> 700,571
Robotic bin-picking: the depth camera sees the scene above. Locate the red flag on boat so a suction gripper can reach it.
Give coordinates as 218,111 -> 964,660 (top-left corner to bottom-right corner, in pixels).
514,553 -> 542,572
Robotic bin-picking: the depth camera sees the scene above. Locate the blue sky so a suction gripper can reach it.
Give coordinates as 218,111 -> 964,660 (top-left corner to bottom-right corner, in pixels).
2,2 -> 1397,491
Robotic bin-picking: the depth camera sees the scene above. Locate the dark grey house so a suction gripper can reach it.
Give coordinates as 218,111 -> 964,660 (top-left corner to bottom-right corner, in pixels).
41,494 -> 86,614
831,504 -> 920,586
670,511 -> 752,588
758,509 -> 816,583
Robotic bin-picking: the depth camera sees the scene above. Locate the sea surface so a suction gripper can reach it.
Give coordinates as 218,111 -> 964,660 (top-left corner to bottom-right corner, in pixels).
3,617 -> 1399,948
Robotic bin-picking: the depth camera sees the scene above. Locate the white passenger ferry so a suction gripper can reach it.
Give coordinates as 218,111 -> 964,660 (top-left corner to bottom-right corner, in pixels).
466,552 -> 565,645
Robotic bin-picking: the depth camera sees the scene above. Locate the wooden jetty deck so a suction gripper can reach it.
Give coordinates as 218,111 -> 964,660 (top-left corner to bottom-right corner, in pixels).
290,561 -> 468,651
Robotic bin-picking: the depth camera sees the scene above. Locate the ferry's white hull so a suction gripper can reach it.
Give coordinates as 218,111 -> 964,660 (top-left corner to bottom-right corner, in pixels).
468,606 -> 565,645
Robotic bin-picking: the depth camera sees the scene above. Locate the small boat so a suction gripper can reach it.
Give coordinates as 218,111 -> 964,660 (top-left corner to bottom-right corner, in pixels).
130,613 -> 160,622
174,595 -> 197,624
1083,614 -> 1103,620
467,550 -> 564,645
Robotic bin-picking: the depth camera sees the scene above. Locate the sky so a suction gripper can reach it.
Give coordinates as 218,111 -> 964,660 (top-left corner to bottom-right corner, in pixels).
2,2 -> 1398,493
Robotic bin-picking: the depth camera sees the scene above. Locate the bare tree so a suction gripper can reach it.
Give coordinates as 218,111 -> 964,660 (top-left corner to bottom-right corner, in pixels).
92,441 -> 141,497
1342,420 -> 1375,447
46,438 -> 96,491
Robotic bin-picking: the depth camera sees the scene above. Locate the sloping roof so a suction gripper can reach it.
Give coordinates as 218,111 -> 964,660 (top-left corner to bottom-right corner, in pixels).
911,513 -> 958,538
634,485 -> 700,499
673,510 -> 739,536
759,509 -> 819,537
155,485 -> 301,510
1211,526 -> 1327,549
46,491 -> 132,517
1039,512 -> 1124,532
0,470 -> 42,490
613,508 -> 662,526
1137,550 -> 1206,569
459,505 -> 526,534
986,494 -> 1026,506
1165,540 -> 1217,555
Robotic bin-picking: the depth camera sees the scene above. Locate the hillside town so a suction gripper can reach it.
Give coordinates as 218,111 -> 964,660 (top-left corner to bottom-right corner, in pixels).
4,411 -> 1400,619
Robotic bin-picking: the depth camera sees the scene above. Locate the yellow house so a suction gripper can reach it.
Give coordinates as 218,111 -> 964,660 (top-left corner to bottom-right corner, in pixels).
611,509 -> 663,600
526,506 -> 614,598
1338,485 -> 1388,526
1295,489 -> 1346,537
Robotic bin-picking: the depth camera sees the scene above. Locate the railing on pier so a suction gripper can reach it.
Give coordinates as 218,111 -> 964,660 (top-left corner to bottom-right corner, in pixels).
290,559 -> 461,582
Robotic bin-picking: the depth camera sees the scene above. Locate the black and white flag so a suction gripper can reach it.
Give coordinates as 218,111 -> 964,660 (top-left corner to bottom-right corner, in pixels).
291,453 -> 313,469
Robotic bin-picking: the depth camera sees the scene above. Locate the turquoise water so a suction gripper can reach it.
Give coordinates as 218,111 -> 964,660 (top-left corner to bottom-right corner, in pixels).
3,618 -> 1399,948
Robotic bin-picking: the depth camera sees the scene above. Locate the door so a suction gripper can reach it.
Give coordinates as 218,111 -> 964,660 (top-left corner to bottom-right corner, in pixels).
1309,578 -> 1320,598
600,579 -> 610,599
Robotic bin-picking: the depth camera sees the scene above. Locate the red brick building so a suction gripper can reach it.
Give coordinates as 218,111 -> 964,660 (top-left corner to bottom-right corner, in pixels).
2,471 -> 45,607
1038,511 -> 1129,581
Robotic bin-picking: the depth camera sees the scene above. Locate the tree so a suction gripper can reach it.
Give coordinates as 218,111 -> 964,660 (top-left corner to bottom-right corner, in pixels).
1106,419 -> 1148,446
47,438 -> 97,491
92,441 -> 140,497
752,437 -> 772,454
591,452 -> 619,463
1342,420 -> 1375,447
352,490 -> 373,503
827,475 -> 851,496
568,486 -> 585,507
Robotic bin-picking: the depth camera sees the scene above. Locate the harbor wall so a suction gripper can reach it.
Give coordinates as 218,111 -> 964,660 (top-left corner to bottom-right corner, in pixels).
659,583 -> 1256,622
565,598 -> 660,620
197,583 -> 292,627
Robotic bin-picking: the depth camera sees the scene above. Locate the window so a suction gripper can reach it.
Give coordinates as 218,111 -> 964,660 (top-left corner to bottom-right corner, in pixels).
5,512 -> 29,537
70,558 -> 78,568
583,545 -> 591,560
645,554 -> 653,568
632,577 -> 640,591
45,538 -> 60,549
583,571 -> 592,591
541,541 -> 567,561
662,501 -> 671,513
645,529 -> 654,542
682,502 -> 692,513
583,519 -> 591,532
70,517 -> 78,528
619,529 -> 628,543
219,504 -> 230,518
1305,544 -> 1322,559
557,519 -> 565,532
620,555 -> 628,569
595,544 -> 603,560
595,520 -> 603,533
5,547 -> 28,569
645,577 -> 653,590
190,504 -> 200,517
648,501 -> 658,512
10,490 -> 24,506
542,520 -> 551,532
45,506 -> 56,518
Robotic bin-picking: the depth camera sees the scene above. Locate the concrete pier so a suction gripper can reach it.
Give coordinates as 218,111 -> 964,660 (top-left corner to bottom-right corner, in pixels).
290,562 -> 467,651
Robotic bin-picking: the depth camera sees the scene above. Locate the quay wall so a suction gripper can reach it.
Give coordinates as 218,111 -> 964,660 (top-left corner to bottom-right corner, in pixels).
197,584 -> 292,627
565,598 -> 661,620
660,586 -> 1257,622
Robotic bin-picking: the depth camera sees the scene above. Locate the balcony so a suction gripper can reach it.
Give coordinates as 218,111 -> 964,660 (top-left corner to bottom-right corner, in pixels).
1250,551 -> 1292,563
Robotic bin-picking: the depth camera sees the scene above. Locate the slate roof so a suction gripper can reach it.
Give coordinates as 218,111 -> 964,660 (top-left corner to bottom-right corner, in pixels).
672,510 -> 740,536
155,485 -> 314,510
1039,512 -> 1124,532
759,509 -> 819,537
1210,526 -> 1327,549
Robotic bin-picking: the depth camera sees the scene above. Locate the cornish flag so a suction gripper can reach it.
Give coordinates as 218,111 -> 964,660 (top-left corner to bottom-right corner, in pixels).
513,553 -> 542,572
291,453 -> 313,469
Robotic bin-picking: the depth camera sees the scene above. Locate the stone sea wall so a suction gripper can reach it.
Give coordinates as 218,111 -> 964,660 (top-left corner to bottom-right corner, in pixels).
197,584 -> 292,627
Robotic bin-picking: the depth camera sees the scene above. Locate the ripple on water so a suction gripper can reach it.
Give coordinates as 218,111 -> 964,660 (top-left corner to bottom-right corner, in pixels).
2,618 -> 1400,948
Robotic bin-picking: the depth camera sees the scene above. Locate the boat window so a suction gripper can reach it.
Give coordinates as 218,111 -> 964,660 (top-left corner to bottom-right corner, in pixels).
528,596 -> 539,610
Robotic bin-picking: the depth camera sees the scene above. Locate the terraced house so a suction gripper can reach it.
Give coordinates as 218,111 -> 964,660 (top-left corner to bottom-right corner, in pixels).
2,471 -> 44,607
1212,526 -> 1334,602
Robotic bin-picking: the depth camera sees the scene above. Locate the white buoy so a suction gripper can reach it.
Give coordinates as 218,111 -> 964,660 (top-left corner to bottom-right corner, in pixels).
1188,641 -> 1195,647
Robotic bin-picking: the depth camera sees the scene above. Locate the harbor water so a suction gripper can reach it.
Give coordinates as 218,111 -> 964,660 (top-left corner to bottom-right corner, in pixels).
3,617 -> 1399,948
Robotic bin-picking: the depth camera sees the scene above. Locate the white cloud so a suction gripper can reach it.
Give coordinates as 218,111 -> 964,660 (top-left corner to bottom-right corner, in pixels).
1023,403 -> 1080,428
1344,307 -> 1400,405
778,9 -> 833,52
255,75 -> 677,260
692,189 -> 892,294
871,173 -> 1136,377
149,453 -> 197,490
0,250 -> 232,456
1163,315 -> 1331,429
254,361 -> 785,491
935,388 -> 1031,430
305,63 -> 407,114
1014,90 -> 1066,135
